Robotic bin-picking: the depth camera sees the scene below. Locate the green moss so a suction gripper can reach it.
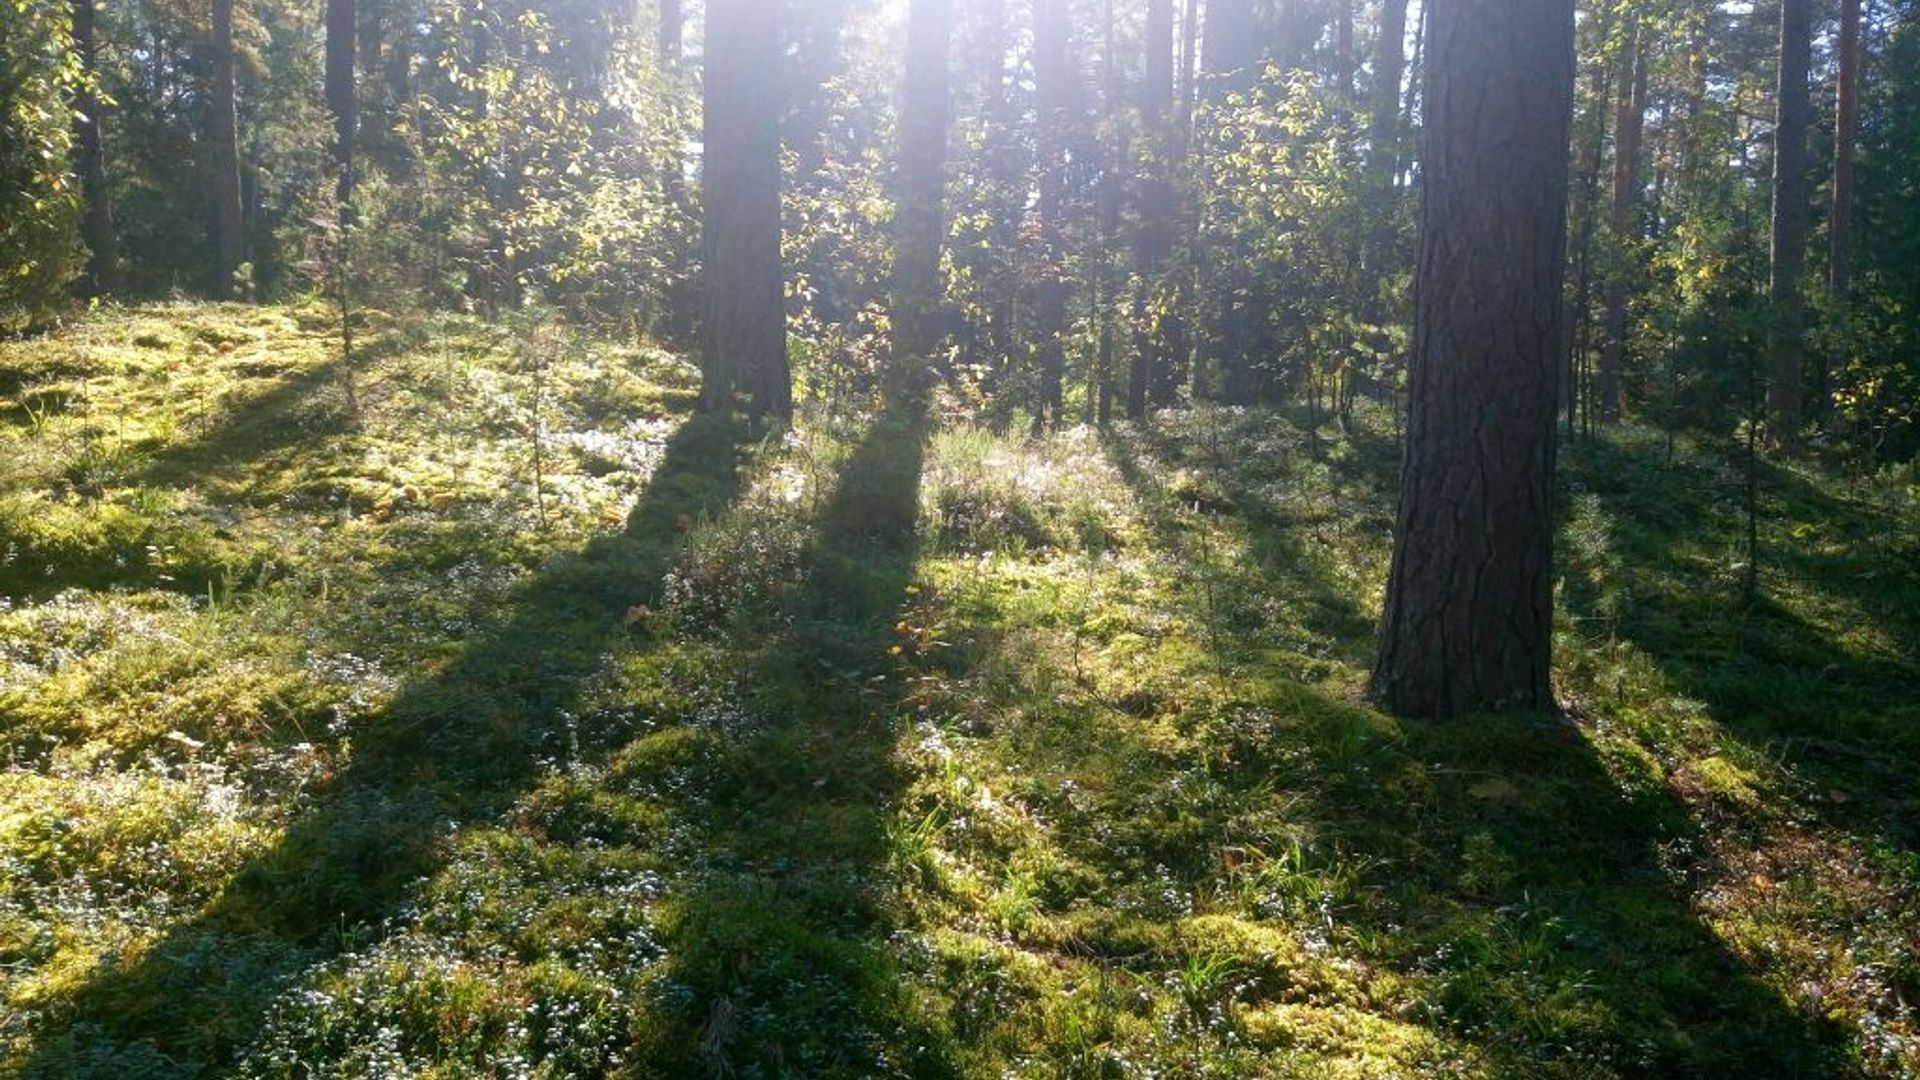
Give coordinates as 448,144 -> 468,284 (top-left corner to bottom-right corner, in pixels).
2,308 -> 1915,1076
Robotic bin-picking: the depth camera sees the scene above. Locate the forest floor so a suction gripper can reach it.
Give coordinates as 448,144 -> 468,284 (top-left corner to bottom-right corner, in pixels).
1,304 -> 1917,1078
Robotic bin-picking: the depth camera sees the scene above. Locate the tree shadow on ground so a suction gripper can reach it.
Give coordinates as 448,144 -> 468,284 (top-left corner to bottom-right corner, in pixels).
9,412 -> 753,1077
1561,432 -> 1920,859
1102,414 -> 1384,670
1098,419 -> 1853,1072
625,410 -> 958,1077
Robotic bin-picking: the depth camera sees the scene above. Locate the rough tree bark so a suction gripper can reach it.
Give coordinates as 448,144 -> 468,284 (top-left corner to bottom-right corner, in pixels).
209,0 -> 244,297
701,0 -> 790,418
71,0 -> 115,295
1766,0 -> 1812,439
1598,17 -> 1647,424
1372,0 -> 1576,719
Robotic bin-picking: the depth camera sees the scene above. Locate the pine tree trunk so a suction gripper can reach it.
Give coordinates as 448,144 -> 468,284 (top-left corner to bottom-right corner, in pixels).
209,0 -> 244,298
701,0 -> 790,418
1766,0 -> 1812,440
71,0 -> 115,296
1032,0 -> 1070,428
326,0 -> 356,210
1598,19 -> 1646,424
891,0 -> 953,399
1203,0 -> 1260,405
1824,0 -> 1861,420
1372,0 -> 1575,719
1130,0 -> 1175,418
1361,0 -> 1408,311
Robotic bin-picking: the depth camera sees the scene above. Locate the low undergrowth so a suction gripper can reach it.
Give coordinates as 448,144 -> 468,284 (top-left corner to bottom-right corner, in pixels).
1,305 -> 1915,1077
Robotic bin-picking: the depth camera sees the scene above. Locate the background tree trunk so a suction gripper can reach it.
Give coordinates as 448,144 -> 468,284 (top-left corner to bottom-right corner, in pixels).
1032,0 -> 1070,428
209,0 -> 244,297
701,0 -> 790,418
1373,0 -> 1575,719
1824,0 -> 1861,420
326,0 -> 357,210
1130,0 -> 1175,418
891,0 -> 953,399
1766,0 -> 1812,439
71,0 -> 115,296
1599,18 -> 1647,424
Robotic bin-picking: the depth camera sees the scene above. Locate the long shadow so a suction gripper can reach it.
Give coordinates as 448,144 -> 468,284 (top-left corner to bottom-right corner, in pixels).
10,412 -> 754,1076
626,411 -> 958,1077
1104,415 -> 1849,1071
1102,415 -> 1382,670
127,354 -> 360,493
1562,433 -> 1920,859
0,356 -> 357,603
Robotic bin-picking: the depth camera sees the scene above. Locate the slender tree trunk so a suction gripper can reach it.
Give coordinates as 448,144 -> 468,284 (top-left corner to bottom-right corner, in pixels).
1373,0 -> 1575,719
1093,0 -> 1121,424
1131,0 -> 1175,418
1204,0 -> 1260,405
1362,0 -> 1409,300
891,0 -> 953,401
1566,54 -> 1610,439
702,0 -> 790,418
1177,0 -> 1199,151
659,0 -> 683,201
1766,0 -> 1812,440
656,0 -> 692,344
71,0 -> 115,296
1824,0 -> 1861,421
1335,0 -> 1354,99
1599,18 -> 1646,424
1032,0 -> 1070,429
209,0 -> 244,298
326,0 -> 356,210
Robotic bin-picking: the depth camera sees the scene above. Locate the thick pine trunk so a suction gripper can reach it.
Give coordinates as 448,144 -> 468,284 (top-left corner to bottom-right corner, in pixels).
1766,0 -> 1812,439
701,0 -> 790,418
1598,20 -> 1647,424
1372,0 -> 1575,719
209,0 -> 244,297
71,0 -> 115,296
326,0 -> 356,209
891,0 -> 953,397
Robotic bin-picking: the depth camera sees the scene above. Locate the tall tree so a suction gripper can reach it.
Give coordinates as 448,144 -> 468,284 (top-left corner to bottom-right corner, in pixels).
209,0 -> 245,297
659,0 -> 683,201
891,0 -> 953,400
1363,0 -> 1409,277
1031,0 -> 1071,427
1202,0 -> 1261,403
1373,0 -> 1576,719
1766,0 -> 1812,438
1824,0 -> 1862,419
701,0 -> 791,418
326,0 -> 357,208
1130,0 -> 1175,417
1359,0 -> 1412,410
70,0 -> 114,295
1599,16 -> 1647,423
